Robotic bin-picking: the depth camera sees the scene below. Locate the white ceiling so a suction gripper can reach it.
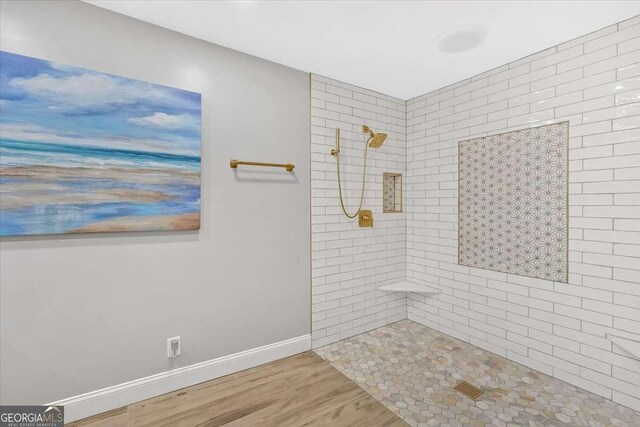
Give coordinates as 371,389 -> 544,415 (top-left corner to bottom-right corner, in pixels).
86,1 -> 640,100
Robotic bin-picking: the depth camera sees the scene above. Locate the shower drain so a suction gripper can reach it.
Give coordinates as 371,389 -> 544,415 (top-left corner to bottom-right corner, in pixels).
453,380 -> 483,400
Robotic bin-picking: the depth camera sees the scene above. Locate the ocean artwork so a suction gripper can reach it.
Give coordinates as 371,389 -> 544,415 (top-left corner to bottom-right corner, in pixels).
0,51 -> 201,236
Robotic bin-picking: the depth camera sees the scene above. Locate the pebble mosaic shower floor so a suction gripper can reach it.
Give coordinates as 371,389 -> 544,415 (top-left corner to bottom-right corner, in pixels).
315,320 -> 640,427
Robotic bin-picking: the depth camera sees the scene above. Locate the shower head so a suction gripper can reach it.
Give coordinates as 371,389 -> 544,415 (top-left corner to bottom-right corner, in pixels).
362,125 -> 387,148
368,132 -> 387,148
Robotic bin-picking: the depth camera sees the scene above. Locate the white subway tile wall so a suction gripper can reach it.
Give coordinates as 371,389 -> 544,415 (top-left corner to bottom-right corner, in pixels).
311,74 -> 407,347
407,17 -> 640,411
311,16 -> 640,412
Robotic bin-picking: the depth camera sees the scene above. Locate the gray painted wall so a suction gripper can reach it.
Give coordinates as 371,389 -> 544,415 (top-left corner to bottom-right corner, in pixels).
0,0 -> 310,404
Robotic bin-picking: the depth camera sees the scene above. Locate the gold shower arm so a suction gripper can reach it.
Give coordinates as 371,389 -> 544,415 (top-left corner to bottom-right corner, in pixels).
230,159 -> 295,171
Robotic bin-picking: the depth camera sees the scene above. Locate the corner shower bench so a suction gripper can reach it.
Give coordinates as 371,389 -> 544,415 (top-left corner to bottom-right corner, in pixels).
378,280 -> 440,294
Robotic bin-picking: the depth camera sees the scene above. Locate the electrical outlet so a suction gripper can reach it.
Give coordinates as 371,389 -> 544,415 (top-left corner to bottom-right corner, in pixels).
167,336 -> 181,358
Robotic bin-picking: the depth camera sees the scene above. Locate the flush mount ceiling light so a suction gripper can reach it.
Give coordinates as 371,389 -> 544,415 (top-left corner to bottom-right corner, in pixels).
438,25 -> 488,54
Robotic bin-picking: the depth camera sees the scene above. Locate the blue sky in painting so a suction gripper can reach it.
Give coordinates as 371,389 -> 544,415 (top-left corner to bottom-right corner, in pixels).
0,51 -> 201,156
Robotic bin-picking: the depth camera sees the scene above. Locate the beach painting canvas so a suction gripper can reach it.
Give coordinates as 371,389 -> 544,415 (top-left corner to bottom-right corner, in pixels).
0,51 -> 201,236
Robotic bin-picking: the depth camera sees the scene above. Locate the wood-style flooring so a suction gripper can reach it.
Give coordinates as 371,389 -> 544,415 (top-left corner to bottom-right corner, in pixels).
68,351 -> 407,427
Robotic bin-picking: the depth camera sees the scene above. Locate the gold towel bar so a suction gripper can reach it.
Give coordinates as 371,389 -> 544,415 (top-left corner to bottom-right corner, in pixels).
230,159 -> 295,171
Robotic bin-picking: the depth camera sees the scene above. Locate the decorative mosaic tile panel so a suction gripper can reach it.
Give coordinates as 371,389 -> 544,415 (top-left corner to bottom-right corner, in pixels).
316,320 -> 640,427
458,122 -> 568,282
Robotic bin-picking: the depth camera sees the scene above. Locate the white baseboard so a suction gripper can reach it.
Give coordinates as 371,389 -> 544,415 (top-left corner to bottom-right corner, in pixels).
50,334 -> 311,423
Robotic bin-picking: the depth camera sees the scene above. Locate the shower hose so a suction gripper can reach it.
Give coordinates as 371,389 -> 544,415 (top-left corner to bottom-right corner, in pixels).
334,128 -> 370,219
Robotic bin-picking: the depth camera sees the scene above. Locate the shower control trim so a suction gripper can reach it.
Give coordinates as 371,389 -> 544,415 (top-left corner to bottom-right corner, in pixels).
359,210 -> 373,228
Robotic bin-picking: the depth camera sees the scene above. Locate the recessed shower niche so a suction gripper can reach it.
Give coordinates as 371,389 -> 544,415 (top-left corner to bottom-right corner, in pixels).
383,173 -> 402,213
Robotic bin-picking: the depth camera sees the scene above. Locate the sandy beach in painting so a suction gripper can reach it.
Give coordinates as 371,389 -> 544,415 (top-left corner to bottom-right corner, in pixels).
1,164 -> 198,205
70,212 -> 201,233
0,162 -> 201,235
0,50 -> 201,236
